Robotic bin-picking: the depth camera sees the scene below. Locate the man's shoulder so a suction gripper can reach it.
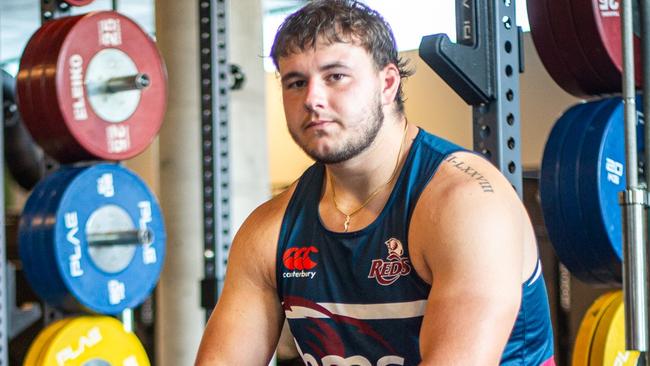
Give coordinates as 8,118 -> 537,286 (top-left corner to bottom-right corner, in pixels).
416,150 -> 521,222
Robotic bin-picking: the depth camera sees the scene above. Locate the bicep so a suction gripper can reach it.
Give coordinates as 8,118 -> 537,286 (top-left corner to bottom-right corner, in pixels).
195,214 -> 285,365
415,172 -> 524,364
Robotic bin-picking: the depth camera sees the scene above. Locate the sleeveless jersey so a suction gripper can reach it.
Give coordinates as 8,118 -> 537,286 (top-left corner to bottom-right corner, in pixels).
276,128 -> 555,366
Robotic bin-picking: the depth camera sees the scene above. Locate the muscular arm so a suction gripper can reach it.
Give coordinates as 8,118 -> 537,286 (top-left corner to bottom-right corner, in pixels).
195,192 -> 291,365
411,152 -> 536,365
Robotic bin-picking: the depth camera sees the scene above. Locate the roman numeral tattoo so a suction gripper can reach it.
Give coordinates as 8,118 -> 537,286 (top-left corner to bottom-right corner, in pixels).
445,155 -> 494,193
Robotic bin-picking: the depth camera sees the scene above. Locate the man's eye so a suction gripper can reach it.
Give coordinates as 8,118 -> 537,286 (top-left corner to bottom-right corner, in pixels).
329,74 -> 345,81
286,80 -> 306,89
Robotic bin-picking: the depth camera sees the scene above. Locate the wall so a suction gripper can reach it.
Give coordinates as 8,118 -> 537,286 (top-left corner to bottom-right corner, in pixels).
265,32 -> 582,187
154,0 -> 268,364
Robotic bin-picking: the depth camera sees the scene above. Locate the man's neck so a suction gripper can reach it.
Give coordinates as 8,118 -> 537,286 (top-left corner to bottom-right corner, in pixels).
325,115 -> 410,201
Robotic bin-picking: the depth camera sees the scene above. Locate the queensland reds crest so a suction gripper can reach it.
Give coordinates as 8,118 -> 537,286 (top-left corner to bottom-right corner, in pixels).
368,238 -> 412,286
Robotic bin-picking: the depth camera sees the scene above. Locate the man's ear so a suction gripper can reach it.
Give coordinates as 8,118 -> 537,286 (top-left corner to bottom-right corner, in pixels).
380,63 -> 401,106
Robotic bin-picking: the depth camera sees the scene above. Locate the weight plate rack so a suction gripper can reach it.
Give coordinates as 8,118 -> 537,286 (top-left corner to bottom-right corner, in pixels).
0,1 -> 166,363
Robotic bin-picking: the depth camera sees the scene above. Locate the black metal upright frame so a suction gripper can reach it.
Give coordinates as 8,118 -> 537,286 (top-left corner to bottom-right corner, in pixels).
0,20 -> 7,366
419,0 -> 523,196
198,0 -> 231,322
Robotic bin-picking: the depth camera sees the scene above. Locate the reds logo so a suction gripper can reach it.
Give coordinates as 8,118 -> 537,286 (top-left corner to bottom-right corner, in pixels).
283,246 -> 318,270
368,238 -> 411,286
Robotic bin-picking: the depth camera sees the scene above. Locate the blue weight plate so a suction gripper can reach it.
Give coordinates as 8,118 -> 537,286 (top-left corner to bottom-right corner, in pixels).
576,98 -> 626,285
558,97 -> 619,284
49,164 -> 166,314
19,167 -> 78,302
540,102 -> 597,279
578,95 -> 644,284
32,167 -> 86,308
19,170 -> 62,299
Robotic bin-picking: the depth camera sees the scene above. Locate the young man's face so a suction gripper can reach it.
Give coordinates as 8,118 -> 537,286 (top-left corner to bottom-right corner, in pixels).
277,40 -> 391,164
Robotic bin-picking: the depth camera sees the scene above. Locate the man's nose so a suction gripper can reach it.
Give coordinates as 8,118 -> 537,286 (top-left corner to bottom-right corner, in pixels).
304,80 -> 326,112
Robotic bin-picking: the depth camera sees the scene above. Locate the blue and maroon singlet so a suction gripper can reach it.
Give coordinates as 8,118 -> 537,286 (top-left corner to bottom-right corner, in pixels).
276,128 -> 555,366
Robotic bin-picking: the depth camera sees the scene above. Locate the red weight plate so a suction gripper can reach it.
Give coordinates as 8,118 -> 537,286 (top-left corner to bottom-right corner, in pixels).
61,0 -> 94,6
39,16 -> 90,162
32,17 -> 81,149
16,20 -> 61,141
21,16 -> 79,160
571,0 -> 642,89
546,0 -> 612,94
51,11 -> 168,161
17,19 -> 72,148
526,0 -> 590,97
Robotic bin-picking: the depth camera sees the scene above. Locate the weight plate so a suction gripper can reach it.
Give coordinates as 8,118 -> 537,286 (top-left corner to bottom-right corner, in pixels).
541,96 -> 644,284
19,164 -> 165,314
19,167 -> 77,304
589,292 -> 640,365
17,11 -> 167,163
62,0 -> 95,6
578,95 -> 644,284
23,318 -> 73,366
526,0 -> 590,96
19,16 -> 82,155
36,316 -> 150,366
541,102 -> 603,281
54,11 -> 167,161
38,16 -> 89,160
571,0 -> 642,89
558,98 -> 621,284
572,291 -> 619,366
546,0 -> 610,94
16,18 -> 69,142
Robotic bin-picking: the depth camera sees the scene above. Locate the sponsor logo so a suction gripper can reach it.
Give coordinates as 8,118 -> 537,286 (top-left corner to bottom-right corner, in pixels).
296,341 -> 404,366
283,297 -> 404,365
368,238 -> 412,286
282,246 -> 318,279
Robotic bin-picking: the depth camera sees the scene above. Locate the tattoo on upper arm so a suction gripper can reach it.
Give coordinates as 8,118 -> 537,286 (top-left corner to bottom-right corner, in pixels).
444,155 -> 494,193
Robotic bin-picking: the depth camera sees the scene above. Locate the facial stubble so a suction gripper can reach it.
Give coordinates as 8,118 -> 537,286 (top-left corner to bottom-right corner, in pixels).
291,92 -> 385,165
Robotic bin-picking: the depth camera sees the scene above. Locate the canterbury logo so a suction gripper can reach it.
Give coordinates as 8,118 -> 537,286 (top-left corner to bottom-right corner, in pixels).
283,246 -> 318,270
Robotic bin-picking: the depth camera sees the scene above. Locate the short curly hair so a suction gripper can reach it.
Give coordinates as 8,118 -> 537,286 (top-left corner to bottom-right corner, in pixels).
270,0 -> 413,113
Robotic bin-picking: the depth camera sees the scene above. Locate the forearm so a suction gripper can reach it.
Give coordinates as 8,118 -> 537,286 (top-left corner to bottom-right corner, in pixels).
195,298 -> 282,365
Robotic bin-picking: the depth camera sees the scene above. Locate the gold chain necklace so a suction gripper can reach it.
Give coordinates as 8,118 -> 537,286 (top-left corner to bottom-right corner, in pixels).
329,122 -> 409,232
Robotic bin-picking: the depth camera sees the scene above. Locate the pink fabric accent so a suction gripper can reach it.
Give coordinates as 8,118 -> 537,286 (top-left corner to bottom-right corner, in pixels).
540,356 -> 556,366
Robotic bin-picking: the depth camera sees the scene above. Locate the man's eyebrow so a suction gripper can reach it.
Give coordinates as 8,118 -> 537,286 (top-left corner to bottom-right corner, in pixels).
280,62 -> 352,83
280,71 -> 305,83
319,62 -> 351,71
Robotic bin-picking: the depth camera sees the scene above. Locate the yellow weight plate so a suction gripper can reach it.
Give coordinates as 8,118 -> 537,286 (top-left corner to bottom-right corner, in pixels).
37,316 -> 150,366
24,318 -> 73,366
589,292 -> 640,366
572,291 -> 620,366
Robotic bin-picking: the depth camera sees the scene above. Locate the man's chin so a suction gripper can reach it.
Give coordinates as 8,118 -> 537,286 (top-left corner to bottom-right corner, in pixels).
306,148 -> 355,165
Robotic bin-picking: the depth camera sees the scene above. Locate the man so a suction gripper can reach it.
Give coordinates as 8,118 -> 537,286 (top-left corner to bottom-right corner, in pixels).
195,1 -> 555,365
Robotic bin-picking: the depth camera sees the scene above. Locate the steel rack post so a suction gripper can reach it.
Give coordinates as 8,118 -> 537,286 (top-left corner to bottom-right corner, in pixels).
620,0 -> 650,361
419,0 -> 523,196
0,26 -> 7,366
642,0 -> 650,364
198,0 -> 231,322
